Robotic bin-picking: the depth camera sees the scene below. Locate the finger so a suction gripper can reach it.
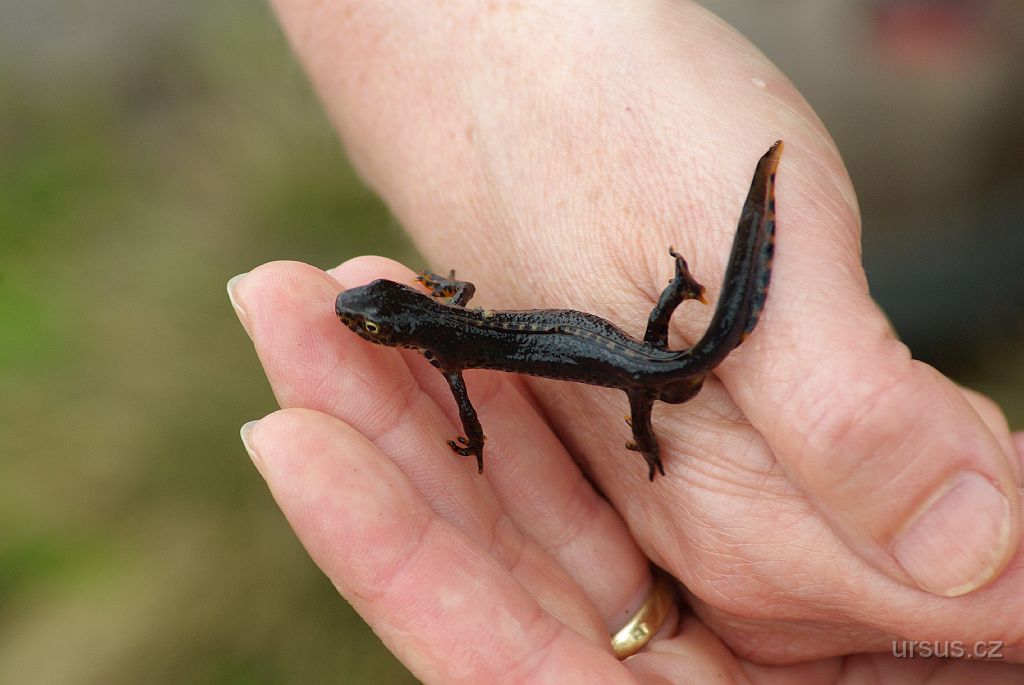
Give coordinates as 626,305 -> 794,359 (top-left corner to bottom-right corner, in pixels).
624,615 -> 749,685
230,259 -> 651,630
959,386 -> 1022,486
328,256 -> 655,629
723,146 -> 1020,598
230,261 -> 602,639
625,615 -> 846,684
242,408 -> 631,685
634,617 -> 1024,684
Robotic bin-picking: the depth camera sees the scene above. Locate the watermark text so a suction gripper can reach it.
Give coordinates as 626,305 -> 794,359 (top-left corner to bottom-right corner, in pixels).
892,640 -> 1003,659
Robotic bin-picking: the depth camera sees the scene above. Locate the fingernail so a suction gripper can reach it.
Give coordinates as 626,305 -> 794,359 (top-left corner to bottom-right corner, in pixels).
227,273 -> 252,337
240,420 -> 265,477
892,471 -> 1012,597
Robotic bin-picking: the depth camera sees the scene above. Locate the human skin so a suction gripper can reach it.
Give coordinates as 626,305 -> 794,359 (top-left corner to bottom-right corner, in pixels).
230,0 -> 1024,680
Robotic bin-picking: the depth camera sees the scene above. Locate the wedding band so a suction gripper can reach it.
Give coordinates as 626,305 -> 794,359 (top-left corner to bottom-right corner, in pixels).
610,572 -> 676,659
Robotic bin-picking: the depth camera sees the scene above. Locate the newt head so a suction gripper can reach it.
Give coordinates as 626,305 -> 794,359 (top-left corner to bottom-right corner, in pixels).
335,278 -> 428,347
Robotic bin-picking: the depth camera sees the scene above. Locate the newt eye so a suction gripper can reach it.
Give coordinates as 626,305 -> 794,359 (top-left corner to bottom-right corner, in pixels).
363,320 -> 382,335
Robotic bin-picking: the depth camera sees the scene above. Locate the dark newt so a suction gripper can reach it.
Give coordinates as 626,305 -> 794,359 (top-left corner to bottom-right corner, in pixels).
336,141 -> 782,480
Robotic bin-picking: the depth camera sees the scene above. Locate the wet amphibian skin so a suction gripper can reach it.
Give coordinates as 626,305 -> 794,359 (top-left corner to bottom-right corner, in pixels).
336,141 -> 783,480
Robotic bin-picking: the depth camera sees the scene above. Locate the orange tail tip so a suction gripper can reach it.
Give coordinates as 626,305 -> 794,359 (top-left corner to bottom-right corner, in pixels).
763,140 -> 784,169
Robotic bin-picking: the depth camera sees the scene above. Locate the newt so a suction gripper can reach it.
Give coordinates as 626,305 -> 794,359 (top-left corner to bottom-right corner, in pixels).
336,141 -> 782,480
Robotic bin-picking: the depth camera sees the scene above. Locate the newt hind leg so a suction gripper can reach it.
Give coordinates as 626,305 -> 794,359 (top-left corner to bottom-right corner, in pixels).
417,270 -> 476,307
643,248 -> 707,349
658,376 -> 704,405
625,390 -> 664,481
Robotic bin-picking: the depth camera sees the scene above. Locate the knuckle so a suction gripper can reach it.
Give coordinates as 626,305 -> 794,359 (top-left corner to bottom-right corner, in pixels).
794,355 -> 919,494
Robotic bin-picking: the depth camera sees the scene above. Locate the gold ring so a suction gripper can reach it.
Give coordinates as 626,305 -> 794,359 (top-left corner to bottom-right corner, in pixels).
610,572 -> 676,659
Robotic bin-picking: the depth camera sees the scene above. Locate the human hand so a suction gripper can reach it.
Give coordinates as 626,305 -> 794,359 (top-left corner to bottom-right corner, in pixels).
258,0 -> 1024,666
231,259 -> 1022,683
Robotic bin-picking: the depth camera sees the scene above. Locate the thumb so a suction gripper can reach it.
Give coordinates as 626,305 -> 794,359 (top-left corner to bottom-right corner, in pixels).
727,143 -> 1020,598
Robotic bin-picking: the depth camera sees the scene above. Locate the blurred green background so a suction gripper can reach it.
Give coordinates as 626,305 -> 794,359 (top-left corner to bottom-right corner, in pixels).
1,1 -> 416,682
1,1 -> 1021,683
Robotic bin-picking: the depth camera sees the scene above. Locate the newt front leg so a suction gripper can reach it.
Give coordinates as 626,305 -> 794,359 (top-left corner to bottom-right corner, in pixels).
440,368 -> 486,473
417,272 -> 489,469
417,270 -> 476,307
